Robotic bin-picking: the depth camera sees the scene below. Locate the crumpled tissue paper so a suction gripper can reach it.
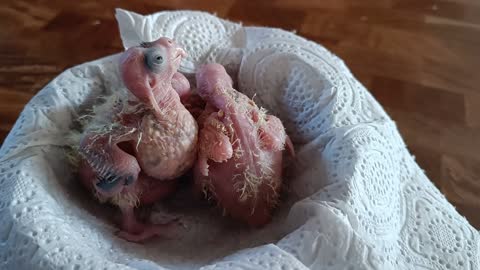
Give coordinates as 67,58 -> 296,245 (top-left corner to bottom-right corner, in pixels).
0,8 -> 478,270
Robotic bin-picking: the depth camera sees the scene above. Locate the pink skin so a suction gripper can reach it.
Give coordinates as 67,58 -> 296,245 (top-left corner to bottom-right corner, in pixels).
194,63 -> 294,227
78,37 -> 198,242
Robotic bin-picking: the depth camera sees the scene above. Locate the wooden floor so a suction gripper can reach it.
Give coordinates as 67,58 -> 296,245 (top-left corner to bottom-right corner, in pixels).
0,0 -> 479,227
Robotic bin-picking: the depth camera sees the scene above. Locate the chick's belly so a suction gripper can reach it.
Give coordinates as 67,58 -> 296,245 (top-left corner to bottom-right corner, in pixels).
137,113 -> 198,180
136,136 -> 196,180
208,151 -> 283,224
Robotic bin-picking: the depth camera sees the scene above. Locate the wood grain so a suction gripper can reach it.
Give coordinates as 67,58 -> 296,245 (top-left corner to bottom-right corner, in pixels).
0,0 -> 479,228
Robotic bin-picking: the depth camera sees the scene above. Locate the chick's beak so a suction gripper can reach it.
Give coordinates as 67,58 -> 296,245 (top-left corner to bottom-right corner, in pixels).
176,47 -> 187,58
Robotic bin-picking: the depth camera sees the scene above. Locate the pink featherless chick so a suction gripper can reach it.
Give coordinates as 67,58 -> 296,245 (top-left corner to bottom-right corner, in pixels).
194,63 -> 294,227
77,37 -> 198,242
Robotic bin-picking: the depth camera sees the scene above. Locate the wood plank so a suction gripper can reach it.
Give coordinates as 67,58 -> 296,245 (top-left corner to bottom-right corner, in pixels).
370,77 -> 465,124
388,110 -> 480,161
227,1 -> 306,30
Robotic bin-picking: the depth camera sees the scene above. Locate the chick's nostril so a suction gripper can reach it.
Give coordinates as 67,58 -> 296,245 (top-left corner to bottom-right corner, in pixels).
167,39 -> 173,44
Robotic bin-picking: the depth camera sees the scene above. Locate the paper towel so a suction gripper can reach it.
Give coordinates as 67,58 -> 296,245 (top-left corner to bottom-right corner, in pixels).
0,8 -> 478,270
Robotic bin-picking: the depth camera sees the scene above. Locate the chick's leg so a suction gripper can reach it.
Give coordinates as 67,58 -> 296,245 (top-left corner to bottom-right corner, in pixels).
258,115 -> 295,157
193,112 -> 234,199
139,174 -> 178,205
115,173 -> 181,242
116,205 -> 179,243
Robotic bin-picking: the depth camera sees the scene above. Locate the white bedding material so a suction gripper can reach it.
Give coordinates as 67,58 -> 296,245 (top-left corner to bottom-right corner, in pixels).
0,9 -> 478,270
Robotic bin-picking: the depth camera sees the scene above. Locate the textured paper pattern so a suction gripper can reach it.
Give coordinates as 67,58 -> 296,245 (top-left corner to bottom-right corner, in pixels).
0,9 -> 478,270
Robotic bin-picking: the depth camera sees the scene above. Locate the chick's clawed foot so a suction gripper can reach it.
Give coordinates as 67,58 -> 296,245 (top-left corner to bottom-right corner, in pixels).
115,218 -> 184,243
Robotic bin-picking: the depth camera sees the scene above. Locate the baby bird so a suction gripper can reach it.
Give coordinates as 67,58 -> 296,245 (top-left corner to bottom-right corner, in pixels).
194,63 -> 294,226
77,37 -> 197,242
